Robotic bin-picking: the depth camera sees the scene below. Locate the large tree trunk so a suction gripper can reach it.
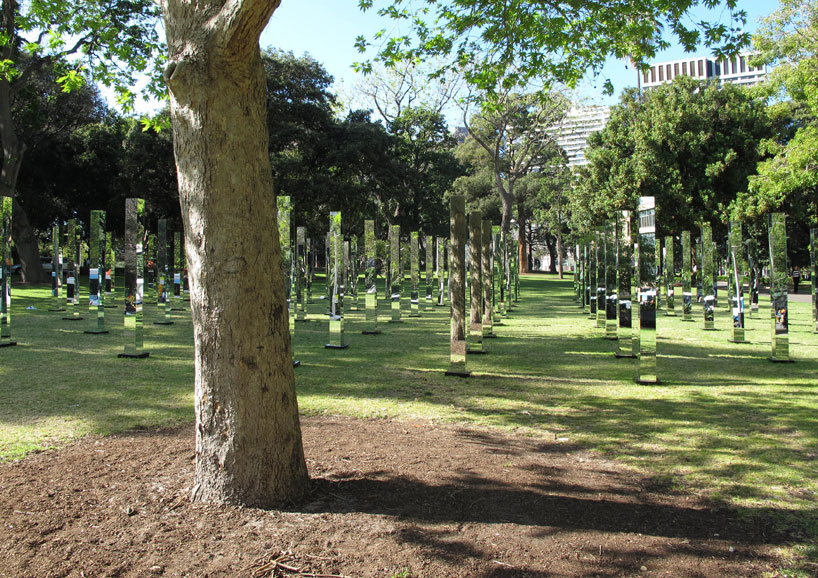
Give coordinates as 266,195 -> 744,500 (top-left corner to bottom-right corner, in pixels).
162,0 -> 308,508
545,235 -> 558,274
556,231 -> 564,279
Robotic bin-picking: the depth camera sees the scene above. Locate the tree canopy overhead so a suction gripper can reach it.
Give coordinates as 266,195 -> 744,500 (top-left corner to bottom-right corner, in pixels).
356,0 -> 750,96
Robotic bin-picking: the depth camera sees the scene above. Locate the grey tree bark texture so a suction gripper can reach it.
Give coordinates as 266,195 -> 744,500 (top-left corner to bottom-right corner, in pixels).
160,0 -> 309,507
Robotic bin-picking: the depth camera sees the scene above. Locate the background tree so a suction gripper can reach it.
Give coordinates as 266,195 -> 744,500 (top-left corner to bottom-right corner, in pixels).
0,0 -> 162,281
459,90 -> 568,272
577,77 -> 776,240
732,0 -> 818,266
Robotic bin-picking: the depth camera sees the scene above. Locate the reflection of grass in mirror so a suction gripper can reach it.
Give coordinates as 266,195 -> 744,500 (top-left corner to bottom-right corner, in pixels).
3,275 -> 818,557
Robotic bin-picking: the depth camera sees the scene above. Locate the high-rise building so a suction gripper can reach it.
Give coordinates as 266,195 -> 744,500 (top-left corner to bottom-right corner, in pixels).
641,53 -> 767,89
551,105 -> 611,168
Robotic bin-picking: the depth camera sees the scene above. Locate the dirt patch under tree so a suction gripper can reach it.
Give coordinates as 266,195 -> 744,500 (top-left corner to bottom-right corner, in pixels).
0,416 -> 792,577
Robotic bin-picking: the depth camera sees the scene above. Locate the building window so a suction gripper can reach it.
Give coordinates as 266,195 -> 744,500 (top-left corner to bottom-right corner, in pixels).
650,67 -> 656,83
666,64 -> 671,79
674,63 -> 679,77
682,61 -> 687,75
740,55 -> 746,73
698,59 -> 704,77
658,66 -> 663,81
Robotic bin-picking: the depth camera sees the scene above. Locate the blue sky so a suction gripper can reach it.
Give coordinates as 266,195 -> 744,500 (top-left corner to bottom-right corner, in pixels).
262,0 -> 779,113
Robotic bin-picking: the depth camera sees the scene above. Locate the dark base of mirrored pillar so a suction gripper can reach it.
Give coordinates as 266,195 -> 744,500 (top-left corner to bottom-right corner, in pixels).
325,343 -> 349,349
604,336 -> 617,341
104,304 -> 117,309
635,378 -> 661,385
48,307 -> 66,312
171,307 -> 186,311
361,330 -> 382,335
84,329 -> 109,334
0,341 -> 17,347
444,369 -> 471,377
118,352 -> 150,359
682,319 -> 695,322
388,320 -> 403,324
467,349 -> 487,355
614,353 -> 637,358
293,360 -> 301,367
154,321 -> 174,325
728,338 -> 749,343
768,358 -> 794,363
483,334 -> 497,339
62,317 -> 84,321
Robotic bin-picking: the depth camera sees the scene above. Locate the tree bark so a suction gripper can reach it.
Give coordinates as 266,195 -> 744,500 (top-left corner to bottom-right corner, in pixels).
161,0 -> 308,507
556,230 -> 564,279
516,201 -> 529,274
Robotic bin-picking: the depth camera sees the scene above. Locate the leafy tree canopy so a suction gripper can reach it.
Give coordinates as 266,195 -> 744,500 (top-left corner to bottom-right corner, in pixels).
356,0 -> 749,97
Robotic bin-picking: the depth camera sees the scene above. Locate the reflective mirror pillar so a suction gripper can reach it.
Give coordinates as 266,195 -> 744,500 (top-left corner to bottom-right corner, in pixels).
362,220 -> 381,335
595,229 -> 606,329
435,237 -> 445,306
502,230 -> 512,316
748,241 -> 760,317
616,211 -> 635,358
768,213 -> 790,362
425,235 -> 434,311
62,219 -> 83,322
445,196 -> 470,377
664,236 -> 675,316
812,228 -> 818,332
277,196 -> 299,364
85,210 -> 109,334
49,223 -> 65,312
348,236 -> 359,312
389,225 -> 402,322
701,223 -> 715,330
306,237 -> 314,304
654,237 -> 663,310
104,232 -> 116,308
119,198 -> 149,358
681,231 -> 693,321
296,227 -> 307,321
172,232 -> 186,311
604,221 -> 618,339
326,211 -> 348,349
588,235 -> 597,319
492,227 -> 503,324
582,238 -> 591,314
324,232 -> 331,311
728,220 -> 746,343
410,232 -> 421,317
467,210 -> 484,354
153,218 -> 173,326
0,197 -> 15,347
636,197 -> 658,384
481,220 -> 495,339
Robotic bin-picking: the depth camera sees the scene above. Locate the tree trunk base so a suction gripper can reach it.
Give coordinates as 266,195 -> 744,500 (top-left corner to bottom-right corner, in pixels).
118,352 -> 150,359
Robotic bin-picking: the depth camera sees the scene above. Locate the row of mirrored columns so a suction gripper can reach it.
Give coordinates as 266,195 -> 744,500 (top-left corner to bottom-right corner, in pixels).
574,198 -> 799,382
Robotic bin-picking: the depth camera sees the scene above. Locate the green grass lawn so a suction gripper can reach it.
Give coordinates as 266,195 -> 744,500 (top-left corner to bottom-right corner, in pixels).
2,274 -> 817,569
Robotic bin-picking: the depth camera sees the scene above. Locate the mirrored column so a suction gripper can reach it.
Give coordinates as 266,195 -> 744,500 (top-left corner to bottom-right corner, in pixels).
491,227 -> 502,323
425,235 -> 434,310
445,196 -> 469,376
48,223 -> 65,312
588,235 -> 597,319
348,237 -> 359,312
63,219 -> 83,321
747,239 -> 760,317
664,236 -> 675,316
636,197 -> 658,384
172,232 -> 186,311
605,221 -> 618,339
85,210 -> 109,334
481,220 -> 494,339
595,229 -> 606,329
326,211 -> 348,348
681,231 -> 693,321
277,196 -> 297,362
701,223 -> 715,330
153,218 -> 173,325
436,236 -> 447,306
0,197 -> 15,347
306,237 -> 314,304
728,220 -> 746,343
768,213 -> 790,362
410,232 -> 421,317
812,228 -> 818,332
616,211 -> 635,358
362,220 -> 381,335
468,210 -> 484,353
389,224 -> 402,322
296,227 -> 307,321
119,198 -> 149,358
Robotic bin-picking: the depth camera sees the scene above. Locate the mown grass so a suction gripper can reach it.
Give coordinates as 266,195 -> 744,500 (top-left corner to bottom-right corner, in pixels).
2,274 -> 817,571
